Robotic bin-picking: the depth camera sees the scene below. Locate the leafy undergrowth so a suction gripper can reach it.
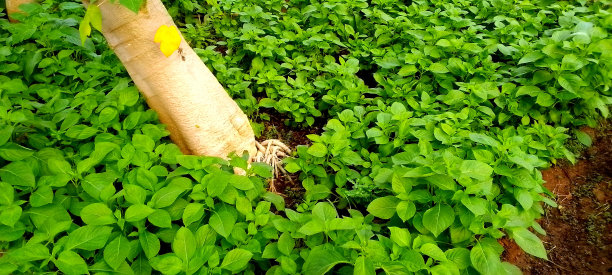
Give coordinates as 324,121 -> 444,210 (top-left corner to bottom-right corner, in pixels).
0,1 -> 611,275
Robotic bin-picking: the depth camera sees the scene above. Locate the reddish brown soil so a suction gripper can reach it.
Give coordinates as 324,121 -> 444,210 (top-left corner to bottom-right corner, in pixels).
257,111 -> 324,208
502,124 -> 612,274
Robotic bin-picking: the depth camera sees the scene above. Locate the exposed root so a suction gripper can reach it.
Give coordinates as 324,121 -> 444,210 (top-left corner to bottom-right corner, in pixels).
251,139 -> 292,193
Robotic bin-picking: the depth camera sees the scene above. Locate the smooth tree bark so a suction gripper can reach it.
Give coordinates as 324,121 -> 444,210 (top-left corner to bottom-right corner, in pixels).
91,0 -> 257,158
6,0 -> 257,158
5,0 -> 34,21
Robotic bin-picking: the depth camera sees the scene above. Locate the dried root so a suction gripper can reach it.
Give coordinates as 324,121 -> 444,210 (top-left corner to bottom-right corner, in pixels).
251,139 -> 292,193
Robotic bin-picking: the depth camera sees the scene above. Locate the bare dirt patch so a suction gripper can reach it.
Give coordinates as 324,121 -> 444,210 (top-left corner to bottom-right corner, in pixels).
502,123 -> 612,274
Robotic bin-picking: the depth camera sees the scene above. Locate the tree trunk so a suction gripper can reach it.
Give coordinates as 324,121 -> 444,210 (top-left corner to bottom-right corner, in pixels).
89,0 -> 257,158
5,0 -> 34,22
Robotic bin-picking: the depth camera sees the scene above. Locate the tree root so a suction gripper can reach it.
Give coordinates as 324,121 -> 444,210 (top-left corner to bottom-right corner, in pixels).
251,139 -> 292,193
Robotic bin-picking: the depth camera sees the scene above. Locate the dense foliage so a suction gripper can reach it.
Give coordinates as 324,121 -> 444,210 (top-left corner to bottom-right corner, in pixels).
0,0 -> 611,275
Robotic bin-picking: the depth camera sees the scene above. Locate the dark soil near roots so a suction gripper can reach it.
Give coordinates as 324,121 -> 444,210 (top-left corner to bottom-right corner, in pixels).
501,123 -> 612,275
257,111 -> 324,208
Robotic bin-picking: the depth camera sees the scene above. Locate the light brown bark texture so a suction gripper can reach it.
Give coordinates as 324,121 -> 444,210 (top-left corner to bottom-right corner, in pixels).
92,0 -> 257,158
5,0 -> 35,22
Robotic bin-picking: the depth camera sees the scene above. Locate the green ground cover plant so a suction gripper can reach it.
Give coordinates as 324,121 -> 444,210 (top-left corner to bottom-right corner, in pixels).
0,0 -> 611,274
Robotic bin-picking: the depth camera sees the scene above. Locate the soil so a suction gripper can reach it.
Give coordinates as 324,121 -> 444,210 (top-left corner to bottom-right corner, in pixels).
501,122 -> 612,275
257,111 -> 324,208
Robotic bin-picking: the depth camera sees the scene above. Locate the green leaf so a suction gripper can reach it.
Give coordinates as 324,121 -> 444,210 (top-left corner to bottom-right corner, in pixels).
120,0 -> 145,13
277,232 -> 294,256
30,186 -> 53,207
209,206 -> 236,238
396,200 -> 416,222
123,184 -> 147,205
470,241 -> 503,275
367,196 -> 399,219
509,227 -> 547,259
575,130 -> 592,147
0,182 -> 14,205
125,204 -> 155,222
0,125 -> 13,146
429,63 -> 449,74
80,203 -> 116,225
148,209 -> 172,228
104,235 -> 130,270
514,189 -> 533,210
0,143 -> 34,161
461,160 -> 493,181
220,248 -> 253,273
469,133 -> 500,147
65,225 -> 113,251
182,203 -> 204,227
389,227 -> 411,247
298,219 -> 325,235
150,254 -> 182,275
0,161 -> 35,188
229,174 -> 254,190
173,227 -> 196,265
302,246 -> 348,275
139,231 -> 160,259
0,205 -> 22,227
558,74 -> 583,94
353,256 -> 375,275
420,243 -> 448,262
150,185 -> 185,208
518,51 -> 544,64
461,196 -> 488,215
422,204 -> 455,237
56,251 -> 88,275
307,143 -> 328,157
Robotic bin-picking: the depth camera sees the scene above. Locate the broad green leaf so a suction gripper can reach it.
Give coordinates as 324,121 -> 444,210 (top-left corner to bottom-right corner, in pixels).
148,209 -> 172,228
389,227 -> 411,247
420,243 -> 447,262
277,232 -> 294,256
558,74 -> 583,94
422,204 -> 455,237
0,143 -> 34,161
150,254 -> 182,275
65,225 -> 112,251
140,231 -> 160,259
125,204 -> 155,222
56,251 -> 88,275
470,242 -> 503,275
182,203 -> 204,227
209,206 -> 236,238
396,200 -> 416,222
307,143 -> 328,157
461,160 -> 493,181
575,130 -> 592,147
30,186 -> 54,207
509,227 -> 547,259
220,248 -> 253,273
302,246 -> 348,275
0,205 -> 21,227
172,227 -> 196,265
461,196 -> 488,215
518,51 -> 544,64
353,256 -> 375,275
80,203 -> 116,225
0,161 -> 35,187
150,186 -> 185,208
104,235 -> 130,270
367,196 -> 399,219
0,182 -> 14,205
